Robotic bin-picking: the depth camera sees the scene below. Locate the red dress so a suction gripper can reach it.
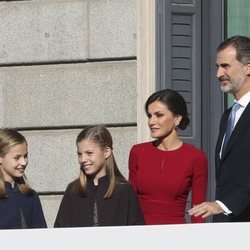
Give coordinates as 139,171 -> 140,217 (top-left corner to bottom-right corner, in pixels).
129,142 -> 208,224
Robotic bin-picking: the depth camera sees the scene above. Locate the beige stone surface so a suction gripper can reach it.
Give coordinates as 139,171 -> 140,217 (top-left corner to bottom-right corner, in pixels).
89,0 -> 136,58
0,0 -> 136,64
40,195 -> 62,228
0,0 -> 88,63
1,61 -> 136,127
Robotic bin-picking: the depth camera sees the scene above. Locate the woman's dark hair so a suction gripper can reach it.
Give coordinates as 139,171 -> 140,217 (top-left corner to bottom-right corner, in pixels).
72,126 -> 127,198
145,89 -> 190,130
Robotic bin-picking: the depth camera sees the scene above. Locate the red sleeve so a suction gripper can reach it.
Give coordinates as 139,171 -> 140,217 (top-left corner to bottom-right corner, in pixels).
128,145 -> 139,193
191,150 -> 208,223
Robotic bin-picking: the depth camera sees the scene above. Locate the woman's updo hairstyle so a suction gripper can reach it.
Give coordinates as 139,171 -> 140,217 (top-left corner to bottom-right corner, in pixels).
145,89 -> 190,130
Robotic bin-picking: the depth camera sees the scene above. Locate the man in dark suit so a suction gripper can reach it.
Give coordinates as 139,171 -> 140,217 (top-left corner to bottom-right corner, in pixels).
189,35 -> 250,222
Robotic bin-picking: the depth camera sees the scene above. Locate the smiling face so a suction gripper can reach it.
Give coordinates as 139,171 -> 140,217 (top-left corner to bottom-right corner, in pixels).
77,139 -> 111,182
216,46 -> 247,95
147,101 -> 181,139
0,142 -> 28,185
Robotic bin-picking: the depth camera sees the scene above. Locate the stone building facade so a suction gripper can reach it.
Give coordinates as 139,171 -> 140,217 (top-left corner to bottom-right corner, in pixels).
0,0 -> 155,227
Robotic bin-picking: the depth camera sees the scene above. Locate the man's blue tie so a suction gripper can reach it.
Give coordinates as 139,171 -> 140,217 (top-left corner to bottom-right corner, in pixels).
221,102 -> 241,156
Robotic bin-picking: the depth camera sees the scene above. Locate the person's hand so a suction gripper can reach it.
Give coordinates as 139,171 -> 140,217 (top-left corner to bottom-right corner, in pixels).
188,202 -> 224,218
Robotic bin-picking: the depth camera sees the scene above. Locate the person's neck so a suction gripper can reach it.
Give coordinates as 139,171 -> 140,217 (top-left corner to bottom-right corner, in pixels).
93,173 -> 106,186
156,136 -> 183,151
234,80 -> 250,101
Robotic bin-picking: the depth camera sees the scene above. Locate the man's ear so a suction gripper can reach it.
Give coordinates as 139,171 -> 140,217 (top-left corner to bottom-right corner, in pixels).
104,147 -> 112,159
245,61 -> 250,76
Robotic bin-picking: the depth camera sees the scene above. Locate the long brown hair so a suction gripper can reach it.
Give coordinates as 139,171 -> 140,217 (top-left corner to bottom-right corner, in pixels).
0,128 -> 31,197
72,126 -> 127,198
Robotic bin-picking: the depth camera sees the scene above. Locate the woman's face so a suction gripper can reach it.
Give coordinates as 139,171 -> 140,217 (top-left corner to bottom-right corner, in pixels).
0,142 -> 28,184
77,139 -> 110,181
147,101 -> 180,139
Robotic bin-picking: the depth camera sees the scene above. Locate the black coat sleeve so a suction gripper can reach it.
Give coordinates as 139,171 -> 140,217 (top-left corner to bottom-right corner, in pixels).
54,185 -> 71,227
126,184 -> 145,225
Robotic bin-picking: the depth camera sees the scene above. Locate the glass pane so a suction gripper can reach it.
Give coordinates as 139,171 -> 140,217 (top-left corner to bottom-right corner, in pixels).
225,0 -> 250,107
227,0 -> 250,37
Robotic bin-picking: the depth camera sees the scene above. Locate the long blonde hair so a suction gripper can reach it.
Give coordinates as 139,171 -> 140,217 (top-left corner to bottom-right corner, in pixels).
72,126 -> 127,198
0,128 -> 31,197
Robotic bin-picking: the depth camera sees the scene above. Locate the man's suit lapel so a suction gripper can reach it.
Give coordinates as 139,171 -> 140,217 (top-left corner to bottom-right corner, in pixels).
215,108 -> 230,176
221,102 -> 250,161
216,109 -> 230,155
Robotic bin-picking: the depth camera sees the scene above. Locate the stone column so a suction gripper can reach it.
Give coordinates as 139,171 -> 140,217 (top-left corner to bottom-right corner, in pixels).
136,0 -> 156,142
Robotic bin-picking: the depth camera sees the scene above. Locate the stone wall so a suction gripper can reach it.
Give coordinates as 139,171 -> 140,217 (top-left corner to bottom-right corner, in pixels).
0,0 -> 137,228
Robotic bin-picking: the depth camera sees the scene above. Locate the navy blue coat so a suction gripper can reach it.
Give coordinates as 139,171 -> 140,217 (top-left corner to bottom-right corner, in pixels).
0,182 -> 47,229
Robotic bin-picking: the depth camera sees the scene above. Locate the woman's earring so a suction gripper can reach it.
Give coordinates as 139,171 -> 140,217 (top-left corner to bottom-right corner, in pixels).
175,121 -> 180,127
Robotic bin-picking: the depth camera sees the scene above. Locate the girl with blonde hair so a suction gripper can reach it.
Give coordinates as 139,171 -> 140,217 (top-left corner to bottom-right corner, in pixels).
0,128 -> 47,229
54,126 -> 144,227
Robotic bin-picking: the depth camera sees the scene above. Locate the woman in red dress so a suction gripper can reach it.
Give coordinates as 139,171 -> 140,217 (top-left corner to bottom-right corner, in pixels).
129,89 -> 208,224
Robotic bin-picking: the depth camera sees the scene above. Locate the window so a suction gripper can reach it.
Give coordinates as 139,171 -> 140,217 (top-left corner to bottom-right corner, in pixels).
225,0 -> 250,107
